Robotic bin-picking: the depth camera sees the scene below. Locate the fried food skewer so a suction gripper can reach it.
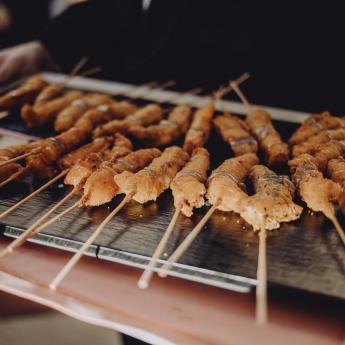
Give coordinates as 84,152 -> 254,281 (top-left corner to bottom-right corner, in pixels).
213,113 -> 258,156
0,136 -> 120,220
236,165 -> 302,324
289,154 -> 345,245
158,153 -> 259,277
0,134 -> 132,257
230,81 -> 289,166
182,73 -> 249,154
138,147 -> 210,288
49,194 -> 131,290
0,169 -> 69,221
49,146 -> 187,290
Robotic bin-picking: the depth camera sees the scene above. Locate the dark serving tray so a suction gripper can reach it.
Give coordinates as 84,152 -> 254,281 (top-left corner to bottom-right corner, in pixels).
0,73 -> 344,299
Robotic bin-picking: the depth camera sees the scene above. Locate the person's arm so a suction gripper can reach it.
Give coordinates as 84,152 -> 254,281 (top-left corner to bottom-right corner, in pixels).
0,1 -> 104,83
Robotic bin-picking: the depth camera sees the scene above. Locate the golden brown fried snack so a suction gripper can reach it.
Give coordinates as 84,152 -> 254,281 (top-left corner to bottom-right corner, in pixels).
35,84 -> 64,104
213,113 -> 258,156
288,111 -> 345,146
206,153 -> 259,212
129,105 -> 193,146
58,136 -> 115,170
114,146 -> 189,203
327,157 -> 345,213
310,140 -> 345,172
289,154 -> 342,219
183,102 -> 214,154
54,93 -> 113,132
246,108 -> 289,166
82,148 -> 161,206
93,104 -> 163,138
21,90 -> 83,128
237,165 -> 302,230
292,128 -> 345,157
64,134 -> 131,188
171,147 -> 210,217
0,163 -> 22,183
0,76 -> 48,111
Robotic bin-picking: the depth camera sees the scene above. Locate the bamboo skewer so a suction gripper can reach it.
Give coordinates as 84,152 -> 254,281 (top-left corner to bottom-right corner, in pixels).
256,227 -> 267,325
158,202 -> 219,278
0,167 -> 29,188
29,199 -> 81,236
49,194 -> 132,290
0,149 -> 40,168
230,81 -> 269,325
0,169 -> 68,221
0,186 -> 79,258
138,207 -> 181,289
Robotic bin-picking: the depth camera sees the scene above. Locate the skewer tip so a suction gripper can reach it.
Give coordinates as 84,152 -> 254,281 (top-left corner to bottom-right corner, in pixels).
137,280 -> 149,289
49,282 -> 57,291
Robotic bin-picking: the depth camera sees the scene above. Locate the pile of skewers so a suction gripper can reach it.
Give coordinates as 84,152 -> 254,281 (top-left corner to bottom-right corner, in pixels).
0,69 -> 344,327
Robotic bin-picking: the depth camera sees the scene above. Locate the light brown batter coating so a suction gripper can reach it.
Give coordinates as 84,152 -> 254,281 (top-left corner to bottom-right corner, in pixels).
237,165 -> 302,230
292,128 -> 345,157
327,157 -> 345,213
129,105 -> 193,146
0,163 -> 22,183
310,140 -> 345,172
114,146 -> 189,203
288,154 -> 342,219
206,153 -> 259,212
54,93 -> 113,132
170,147 -> 210,217
246,108 -> 289,166
0,141 -> 42,161
25,127 -> 88,179
34,84 -> 64,104
183,102 -> 214,154
0,76 -> 48,111
58,136 -> 116,170
82,148 -> 161,206
64,134 -> 131,188
288,112 -> 345,146
21,90 -> 83,128
93,104 -> 163,138
213,113 -> 258,156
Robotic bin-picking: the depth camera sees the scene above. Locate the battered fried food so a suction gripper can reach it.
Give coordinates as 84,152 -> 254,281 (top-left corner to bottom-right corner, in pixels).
0,76 -> 48,111
206,153 -> 259,212
93,104 -> 163,138
288,154 -> 342,219
183,102 -> 214,154
237,165 -> 302,230
170,147 -> 210,217
311,140 -> 345,172
114,146 -> 189,203
288,112 -> 345,146
129,105 -> 193,146
213,113 -> 258,156
246,109 -> 289,166
21,90 -> 83,128
82,148 -> 161,206
292,128 -> 345,157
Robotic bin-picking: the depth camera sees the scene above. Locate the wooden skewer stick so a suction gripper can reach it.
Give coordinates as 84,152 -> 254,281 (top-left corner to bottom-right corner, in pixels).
0,169 -> 68,221
328,214 -> 345,246
0,187 -> 79,258
229,77 -> 253,112
138,206 -> 181,289
0,149 -> 40,168
158,201 -> 219,278
29,199 -> 81,236
49,194 -> 132,290
256,227 -> 268,325
0,167 -> 29,188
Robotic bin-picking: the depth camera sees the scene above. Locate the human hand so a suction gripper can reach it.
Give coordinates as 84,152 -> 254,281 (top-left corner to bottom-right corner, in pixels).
0,41 -> 59,83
